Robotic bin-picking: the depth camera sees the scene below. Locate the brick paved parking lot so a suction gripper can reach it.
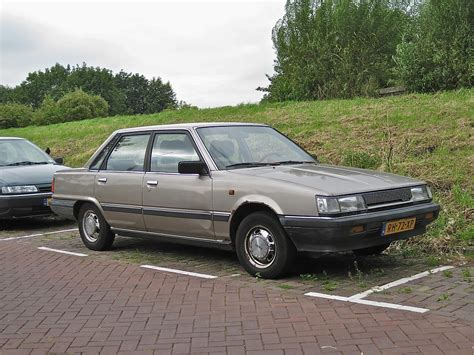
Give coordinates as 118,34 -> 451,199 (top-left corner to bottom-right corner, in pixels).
0,226 -> 473,354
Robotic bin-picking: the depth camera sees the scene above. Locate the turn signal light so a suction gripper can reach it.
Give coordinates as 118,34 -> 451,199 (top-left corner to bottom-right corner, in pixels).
425,212 -> 434,220
351,225 -> 365,234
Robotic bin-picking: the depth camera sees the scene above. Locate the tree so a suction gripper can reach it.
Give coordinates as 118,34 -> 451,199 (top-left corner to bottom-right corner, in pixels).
16,63 -> 71,107
145,78 -> 177,113
67,64 -> 126,115
260,0 -> 412,101
395,0 -> 473,92
1,63 -> 178,120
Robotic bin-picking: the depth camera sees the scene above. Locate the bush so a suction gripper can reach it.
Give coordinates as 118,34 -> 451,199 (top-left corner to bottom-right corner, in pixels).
395,0 -> 473,92
34,96 -> 63,125
56,89 -> 108,122
0,103 -> 34,128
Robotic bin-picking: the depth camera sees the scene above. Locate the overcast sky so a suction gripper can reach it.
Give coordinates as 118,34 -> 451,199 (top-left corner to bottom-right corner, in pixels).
0,0 -> 286,107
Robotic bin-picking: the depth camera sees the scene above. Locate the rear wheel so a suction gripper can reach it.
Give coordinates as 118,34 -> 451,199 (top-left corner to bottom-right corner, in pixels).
235,211 -> 295,279
353,243 -> 390,256
78,203 -> 115,251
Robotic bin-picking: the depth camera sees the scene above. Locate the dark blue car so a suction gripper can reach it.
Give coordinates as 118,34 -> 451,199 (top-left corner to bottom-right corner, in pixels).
0,137 -> 66,218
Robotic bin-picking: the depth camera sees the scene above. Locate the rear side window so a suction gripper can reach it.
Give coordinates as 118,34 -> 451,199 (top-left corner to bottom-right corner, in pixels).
105,134 -> 150,171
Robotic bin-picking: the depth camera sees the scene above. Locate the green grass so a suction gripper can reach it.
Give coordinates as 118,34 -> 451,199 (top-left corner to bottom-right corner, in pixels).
1,89 -> 473,253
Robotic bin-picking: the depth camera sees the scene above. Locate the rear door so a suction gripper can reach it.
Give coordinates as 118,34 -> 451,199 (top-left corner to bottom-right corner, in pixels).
95,133 -> 151,231
142,131 -> 213,239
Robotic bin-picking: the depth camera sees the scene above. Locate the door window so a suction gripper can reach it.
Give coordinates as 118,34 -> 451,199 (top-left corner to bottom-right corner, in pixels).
105,134 -> 150,171
151,133 -> 199,173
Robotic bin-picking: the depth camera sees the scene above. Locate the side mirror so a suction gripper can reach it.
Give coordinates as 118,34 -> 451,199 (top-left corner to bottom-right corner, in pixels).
178,161 -> 208,175
54,157 -> 64,165
45,147 -> 51,155
311,154 -> 318,162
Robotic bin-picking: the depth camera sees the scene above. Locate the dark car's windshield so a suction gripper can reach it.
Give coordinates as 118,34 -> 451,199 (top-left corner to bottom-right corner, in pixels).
0,139 -> 54,167
197,126 -> 315,170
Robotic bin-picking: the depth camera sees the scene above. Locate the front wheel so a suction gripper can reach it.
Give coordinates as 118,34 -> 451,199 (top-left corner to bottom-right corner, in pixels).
235,211 -> 296,279
78,203 -> 115,251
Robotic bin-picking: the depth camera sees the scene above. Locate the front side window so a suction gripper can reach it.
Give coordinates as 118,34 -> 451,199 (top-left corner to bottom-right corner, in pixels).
151,133 -> 199,173
105,134 -> 150,171
197,126 -> 314,170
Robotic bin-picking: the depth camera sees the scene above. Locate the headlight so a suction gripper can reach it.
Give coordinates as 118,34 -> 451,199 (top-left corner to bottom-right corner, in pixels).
316,195 -> 366,215
410,186 -> 431,201
1,185 -> 38,194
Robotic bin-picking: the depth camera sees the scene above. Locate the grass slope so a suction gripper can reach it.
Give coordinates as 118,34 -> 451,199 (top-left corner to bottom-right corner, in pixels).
1,89 -> 473,254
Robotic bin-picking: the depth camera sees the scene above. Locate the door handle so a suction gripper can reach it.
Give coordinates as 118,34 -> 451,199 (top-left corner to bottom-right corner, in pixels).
98,178 -> 107,183
146,180 -> 158,186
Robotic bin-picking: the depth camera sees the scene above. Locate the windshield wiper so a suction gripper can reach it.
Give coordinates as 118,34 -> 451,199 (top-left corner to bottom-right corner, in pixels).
226,162 -> 272,170
5,161 -> 49,166
271,160 -> 315,165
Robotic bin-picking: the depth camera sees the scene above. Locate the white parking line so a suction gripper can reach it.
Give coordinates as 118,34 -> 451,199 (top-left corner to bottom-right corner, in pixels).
304,292 -> 429,313
38,246 -> 88,257
140,265 -> 217,279
348,265 -> 455,300
305,265 -> 454,313
0,228 -> 78,241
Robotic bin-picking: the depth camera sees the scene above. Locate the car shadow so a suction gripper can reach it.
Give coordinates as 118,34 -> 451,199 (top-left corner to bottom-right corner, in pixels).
109,234 -> 403,280
0,216 -> 74,233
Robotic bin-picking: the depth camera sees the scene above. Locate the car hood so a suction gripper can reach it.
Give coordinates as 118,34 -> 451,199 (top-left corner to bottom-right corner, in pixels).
230,163 -> 423,195
0,164 -> 68,187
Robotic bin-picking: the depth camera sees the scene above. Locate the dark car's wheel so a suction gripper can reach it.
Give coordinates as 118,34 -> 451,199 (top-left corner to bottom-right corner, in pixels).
78,203 -> 115,251
235,211 -> 296,279
353,243 -> 390,256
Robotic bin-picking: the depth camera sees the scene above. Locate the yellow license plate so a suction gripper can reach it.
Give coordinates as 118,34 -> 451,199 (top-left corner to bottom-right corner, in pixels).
382,217 -> 416,236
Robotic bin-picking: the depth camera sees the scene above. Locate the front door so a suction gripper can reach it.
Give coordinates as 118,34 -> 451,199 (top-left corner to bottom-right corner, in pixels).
142,131 -> 213,239
95,133 -> 151,231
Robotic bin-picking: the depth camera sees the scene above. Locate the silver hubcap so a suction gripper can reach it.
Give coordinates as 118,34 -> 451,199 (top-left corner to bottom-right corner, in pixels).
245,226 -> 276,268
83,211 -> 100,243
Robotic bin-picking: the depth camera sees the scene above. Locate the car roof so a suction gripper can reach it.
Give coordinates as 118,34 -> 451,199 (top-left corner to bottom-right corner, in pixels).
114,122 -> 268,134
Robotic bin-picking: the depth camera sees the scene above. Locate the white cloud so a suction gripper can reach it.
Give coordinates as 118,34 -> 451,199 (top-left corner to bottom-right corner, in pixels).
0,1 -> 286,107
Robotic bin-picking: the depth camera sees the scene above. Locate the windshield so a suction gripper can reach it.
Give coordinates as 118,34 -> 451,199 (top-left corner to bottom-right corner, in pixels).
0,139 -> 54,167
197,125 -> 315,170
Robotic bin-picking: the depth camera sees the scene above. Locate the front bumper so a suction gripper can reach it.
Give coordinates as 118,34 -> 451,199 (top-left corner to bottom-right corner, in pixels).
0,192 -> 53,218
279,202 -> 440,253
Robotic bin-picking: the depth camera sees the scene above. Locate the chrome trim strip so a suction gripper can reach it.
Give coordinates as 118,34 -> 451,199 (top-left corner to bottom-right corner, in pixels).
111,227 -> 230,244
101,203 -> 142,214
143,207 -> 212,220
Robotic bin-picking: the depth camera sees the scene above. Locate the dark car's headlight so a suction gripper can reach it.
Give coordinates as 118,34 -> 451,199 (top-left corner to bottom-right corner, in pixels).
316,195 -> 366,215
411,185 -> 432,201
1,185 -> 38,194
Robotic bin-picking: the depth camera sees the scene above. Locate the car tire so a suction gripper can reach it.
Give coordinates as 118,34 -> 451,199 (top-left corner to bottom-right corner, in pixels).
353,243 -> 390,256
78,203 -> 115,251
235,211 -> 296,279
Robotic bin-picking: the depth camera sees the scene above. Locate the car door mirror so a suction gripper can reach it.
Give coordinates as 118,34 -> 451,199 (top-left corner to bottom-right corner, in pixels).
178,161 -> 208,175
54,157 -> 64,165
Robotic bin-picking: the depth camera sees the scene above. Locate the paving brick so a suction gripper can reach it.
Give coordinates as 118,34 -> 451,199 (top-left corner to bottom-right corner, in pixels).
0,242 -> 472,354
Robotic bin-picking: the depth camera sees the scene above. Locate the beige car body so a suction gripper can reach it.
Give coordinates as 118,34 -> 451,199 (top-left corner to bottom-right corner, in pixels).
51,122 -> 439,254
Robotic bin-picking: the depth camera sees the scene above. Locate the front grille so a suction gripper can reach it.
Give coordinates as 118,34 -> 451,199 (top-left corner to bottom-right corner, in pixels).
36,185 -> 52,193
363,188 -> 412,207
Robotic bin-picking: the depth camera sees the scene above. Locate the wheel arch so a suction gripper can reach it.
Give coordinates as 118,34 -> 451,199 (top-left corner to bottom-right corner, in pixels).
73,198 -> 105,220
229,201 -> 281,245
